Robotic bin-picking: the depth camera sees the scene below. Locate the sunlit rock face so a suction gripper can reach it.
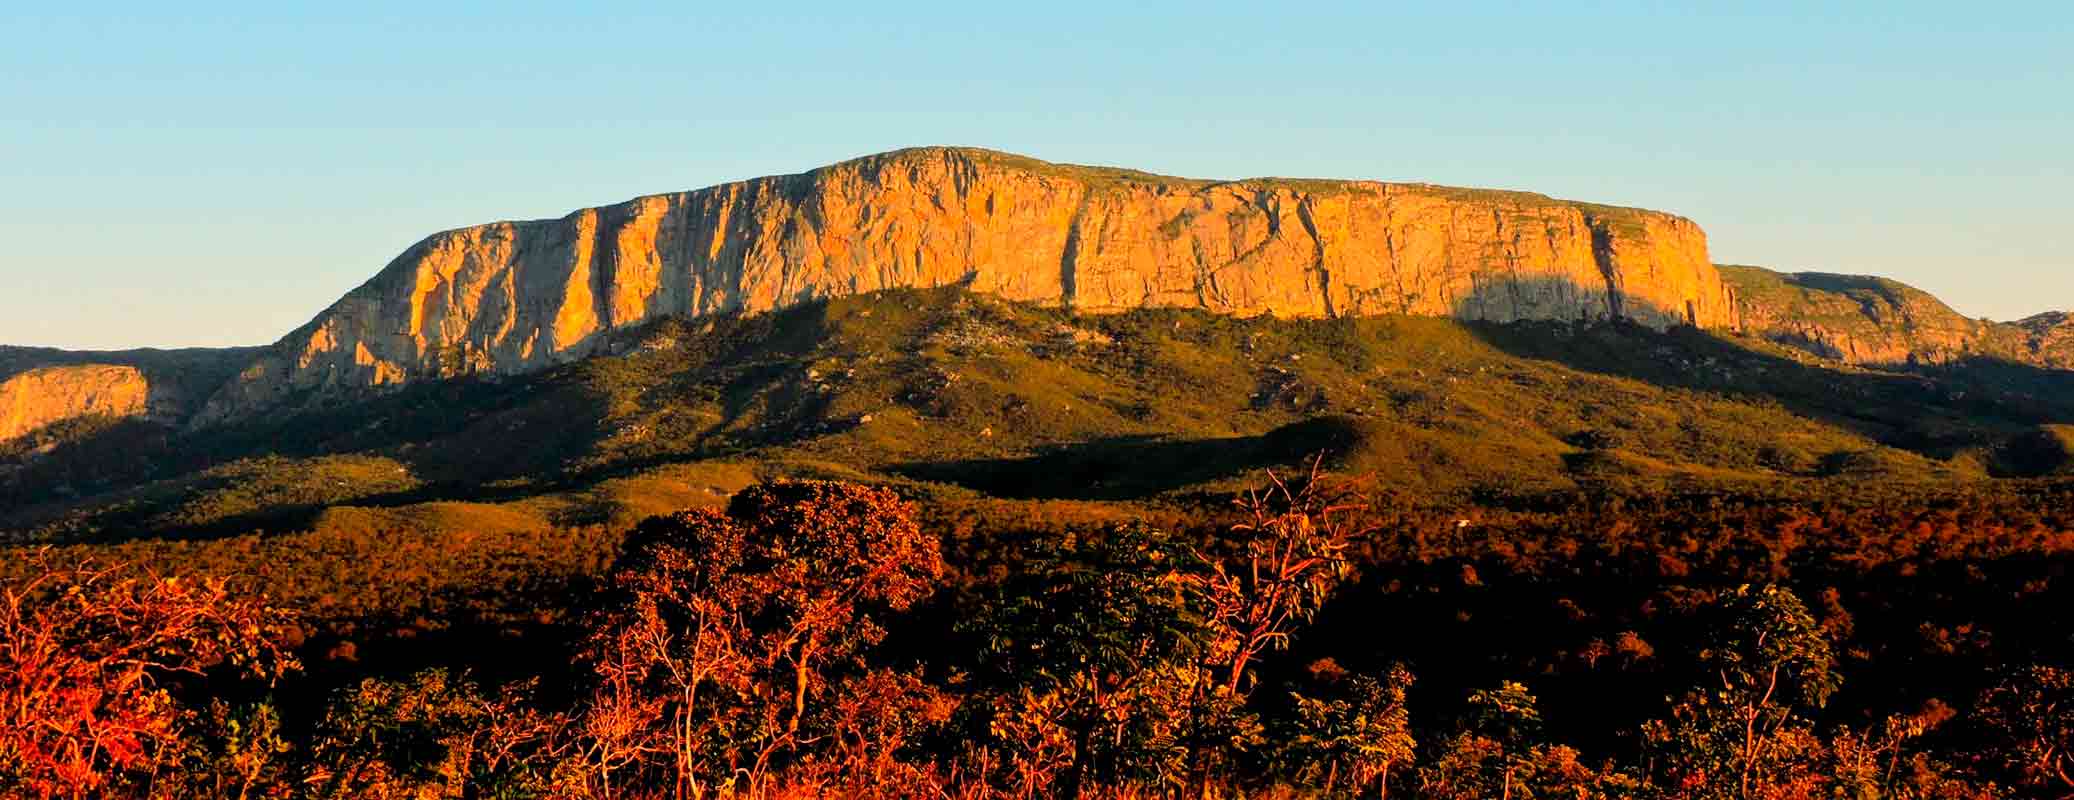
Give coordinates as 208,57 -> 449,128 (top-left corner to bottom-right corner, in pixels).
0,365 -> 150,441
199,147 -> 1732,422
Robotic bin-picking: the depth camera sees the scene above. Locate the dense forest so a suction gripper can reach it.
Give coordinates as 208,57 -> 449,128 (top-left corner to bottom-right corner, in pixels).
11,468 -> 2074,799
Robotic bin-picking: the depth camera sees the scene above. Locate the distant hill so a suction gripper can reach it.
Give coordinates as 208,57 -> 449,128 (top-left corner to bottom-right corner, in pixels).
0,345 -> 257,444
1721,265 -> 2074,368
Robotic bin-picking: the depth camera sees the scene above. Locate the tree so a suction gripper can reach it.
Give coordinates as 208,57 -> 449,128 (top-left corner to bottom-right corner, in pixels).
574,481 -> 946,796
1642,583 -> 1841,800
1821,701 -> 1998,800
0,557 -> 298,800
1416,681 -> 1630,800
1168,461 -> 1371,796
970,524 -> 1212,798
303,670 -> 563,800
185,701 -> 294,800
1196,460 -> 1369,697
1283,660 -> 1416,799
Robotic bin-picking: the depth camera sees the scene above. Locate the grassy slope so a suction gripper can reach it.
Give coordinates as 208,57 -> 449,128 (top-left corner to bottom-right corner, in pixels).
10,286 -> 2074,548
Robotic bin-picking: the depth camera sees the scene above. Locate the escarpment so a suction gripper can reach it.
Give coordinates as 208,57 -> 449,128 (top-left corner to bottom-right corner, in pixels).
0,365 -> 150,441
197,147 -> 1733,423
0,346 -> 257,443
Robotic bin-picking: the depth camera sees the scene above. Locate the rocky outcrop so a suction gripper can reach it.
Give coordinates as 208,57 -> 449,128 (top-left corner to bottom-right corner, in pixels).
1721,265 -> 2069,368
1721,266 -> 2014,365
0,346 -> 261,443
2014,313 -> 2074,369
0,365 -> 150,441
199,147 -> 1732,422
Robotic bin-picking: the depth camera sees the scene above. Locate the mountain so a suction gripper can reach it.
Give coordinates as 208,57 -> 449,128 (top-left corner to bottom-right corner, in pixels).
0,346 -> 257,444
1721,265 -> 2074,368
5,148 -> 2074,542
194,147 -> 1733,424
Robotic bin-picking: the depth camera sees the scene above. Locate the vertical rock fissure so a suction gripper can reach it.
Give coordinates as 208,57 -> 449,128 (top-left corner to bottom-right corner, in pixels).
1059,191 -> 1092,310
1294,196 -> 1335,318
1381,208 -> 1410,315
1584,213 -> 1626,321
1189,233 -> 1214,309
1496,211 -> 1524,322
591,212 -> 617,333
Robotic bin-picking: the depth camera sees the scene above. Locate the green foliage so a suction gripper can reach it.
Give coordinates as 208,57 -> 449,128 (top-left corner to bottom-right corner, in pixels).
1703,584 -> 1842,713
1642,584 -> 1845,800
1283,661 -> 1416,797
1417,681 -> 1633,800
974,524 -> 1210,697
305,670 -> 559,799
185,702 -> 294,800
970,524 -> 1214,793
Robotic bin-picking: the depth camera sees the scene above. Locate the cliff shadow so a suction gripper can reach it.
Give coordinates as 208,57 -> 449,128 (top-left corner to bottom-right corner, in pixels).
0,345 -> 263,425
0,299 -> 885,542
1449,276 -> 2074,471
890,417 -> 1357,500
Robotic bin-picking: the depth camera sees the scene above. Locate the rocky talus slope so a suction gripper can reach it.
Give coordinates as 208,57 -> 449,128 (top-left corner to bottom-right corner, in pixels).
197,147 -> 1735,422
1721,265 -> 2074,367
0,365 -> 149,440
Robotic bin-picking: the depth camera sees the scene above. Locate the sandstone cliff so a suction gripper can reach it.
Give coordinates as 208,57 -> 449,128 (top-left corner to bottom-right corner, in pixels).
1721,265 -> 2072,368
199,147 -> 1733,422
0,365 -> 150,441
0,346 -> 260,443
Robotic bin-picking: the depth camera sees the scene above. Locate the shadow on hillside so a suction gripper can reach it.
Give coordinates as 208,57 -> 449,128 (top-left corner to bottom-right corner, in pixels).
0,300 -> 880,542
890,417 -> 1351,500
1449,276 -> 2074,470
0,345 -> 263,424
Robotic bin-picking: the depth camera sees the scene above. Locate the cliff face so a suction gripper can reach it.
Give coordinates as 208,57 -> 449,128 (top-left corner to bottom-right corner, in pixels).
0,365 -> 150,441
199,148 -> 1731,422
1721,265 -> 2070,368
0,346 -> 261,443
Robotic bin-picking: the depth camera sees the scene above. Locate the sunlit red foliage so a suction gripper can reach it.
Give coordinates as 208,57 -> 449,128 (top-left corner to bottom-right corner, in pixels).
11,475 -> 2074,798
569,480 -> 946,797
0,554 -> 297,799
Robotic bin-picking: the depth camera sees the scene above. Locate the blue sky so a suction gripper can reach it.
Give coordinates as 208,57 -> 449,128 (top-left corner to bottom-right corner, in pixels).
3,2 -> 2068,349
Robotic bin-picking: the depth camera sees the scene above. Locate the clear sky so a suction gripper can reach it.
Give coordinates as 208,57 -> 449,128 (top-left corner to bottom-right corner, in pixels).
3,2 -> 2068,350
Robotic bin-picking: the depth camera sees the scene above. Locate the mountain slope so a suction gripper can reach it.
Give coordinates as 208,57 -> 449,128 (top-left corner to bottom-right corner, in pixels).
16,287 -> 2074,543
197,147 -> 1734,424
1722,265 -> 2074,367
